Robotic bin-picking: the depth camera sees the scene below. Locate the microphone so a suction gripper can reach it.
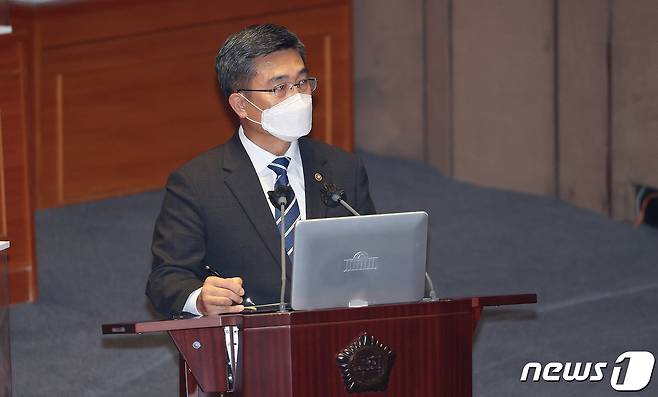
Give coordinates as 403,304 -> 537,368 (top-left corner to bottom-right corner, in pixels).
268,185 -> 294,209
320,183 -> 360,216
267,185 -> 294,312
318,179 -> 438,300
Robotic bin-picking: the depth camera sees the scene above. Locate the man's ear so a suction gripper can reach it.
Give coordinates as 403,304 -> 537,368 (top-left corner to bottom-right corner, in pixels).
228,93 -> 248,118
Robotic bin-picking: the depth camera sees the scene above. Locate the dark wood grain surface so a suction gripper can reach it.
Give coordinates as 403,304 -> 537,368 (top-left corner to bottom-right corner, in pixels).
0,32 -> 37,304
10,0 -> 353,208
103,294 -> 537,396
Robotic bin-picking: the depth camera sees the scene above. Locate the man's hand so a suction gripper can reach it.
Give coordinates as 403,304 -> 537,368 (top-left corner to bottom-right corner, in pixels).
196,276 -> 245,315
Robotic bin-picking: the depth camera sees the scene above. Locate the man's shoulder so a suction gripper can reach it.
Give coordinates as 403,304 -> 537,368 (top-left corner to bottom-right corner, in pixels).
170,137 -> 234,184
177,146 -> 223,175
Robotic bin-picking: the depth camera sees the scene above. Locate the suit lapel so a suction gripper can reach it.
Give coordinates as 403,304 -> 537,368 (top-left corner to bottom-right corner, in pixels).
222,134 -> 285,270
299,138 -> 329,220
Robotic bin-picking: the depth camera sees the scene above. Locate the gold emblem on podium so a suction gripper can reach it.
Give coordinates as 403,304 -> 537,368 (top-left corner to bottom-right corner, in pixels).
336,333 -> 396,393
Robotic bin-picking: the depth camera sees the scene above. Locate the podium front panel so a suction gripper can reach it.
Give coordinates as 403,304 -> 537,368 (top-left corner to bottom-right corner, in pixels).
240,304 -> 474,397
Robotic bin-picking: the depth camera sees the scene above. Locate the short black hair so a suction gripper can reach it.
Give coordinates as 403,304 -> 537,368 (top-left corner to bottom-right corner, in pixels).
215,24 -> 306,98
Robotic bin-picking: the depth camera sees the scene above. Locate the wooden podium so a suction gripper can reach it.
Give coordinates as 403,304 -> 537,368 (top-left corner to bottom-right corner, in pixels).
104,294 -> 536,397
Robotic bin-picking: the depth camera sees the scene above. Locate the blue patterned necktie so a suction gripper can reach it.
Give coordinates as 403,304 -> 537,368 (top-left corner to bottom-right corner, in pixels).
268,157 -> 301,258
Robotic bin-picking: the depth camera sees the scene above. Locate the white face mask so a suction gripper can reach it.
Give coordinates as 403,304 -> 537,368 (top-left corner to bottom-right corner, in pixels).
240,93 -> 313,142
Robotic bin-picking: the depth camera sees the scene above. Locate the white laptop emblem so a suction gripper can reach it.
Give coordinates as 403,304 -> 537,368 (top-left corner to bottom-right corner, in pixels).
343,251 -> 379,273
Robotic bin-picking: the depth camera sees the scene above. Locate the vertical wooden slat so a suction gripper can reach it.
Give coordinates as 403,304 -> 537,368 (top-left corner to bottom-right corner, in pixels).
452,0 -> 556,196
0,109 -> 7,236
0,34 -> 37,304
353,0 -> 425,162
610,0 -> 658,220
424,0 -> 453,176
557,0 -> 610,215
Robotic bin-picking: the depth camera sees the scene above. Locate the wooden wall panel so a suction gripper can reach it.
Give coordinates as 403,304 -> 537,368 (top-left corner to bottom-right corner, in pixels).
425,0 -> 453,175
452,0 -> 556,196
41,48 -> 231,203
19,0 -> 343,48
557,0 -> 610,215
353,0 -> 425,161
12,0 -> 353,207
353,0 -> 658,220
611,0 -> 658,220
0,35 -> 37,304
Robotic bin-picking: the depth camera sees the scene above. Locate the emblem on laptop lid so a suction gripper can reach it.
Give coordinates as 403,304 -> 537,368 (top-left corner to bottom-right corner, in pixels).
336,333 -> 396,393
343,251 -> 378,272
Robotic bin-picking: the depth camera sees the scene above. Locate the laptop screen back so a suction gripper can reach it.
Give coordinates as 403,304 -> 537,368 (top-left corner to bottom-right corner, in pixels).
290,211 -> 428,311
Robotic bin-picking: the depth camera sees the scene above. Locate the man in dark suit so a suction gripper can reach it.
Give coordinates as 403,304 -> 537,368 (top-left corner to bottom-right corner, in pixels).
146,24 -> 375,317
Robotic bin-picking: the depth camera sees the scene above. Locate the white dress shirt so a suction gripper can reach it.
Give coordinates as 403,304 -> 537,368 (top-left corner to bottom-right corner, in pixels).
182,127 -> 306,314
236,126 -> 307,220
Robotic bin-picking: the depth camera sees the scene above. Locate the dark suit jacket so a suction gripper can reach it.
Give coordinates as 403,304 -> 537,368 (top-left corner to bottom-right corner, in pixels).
146,133 -> 376,317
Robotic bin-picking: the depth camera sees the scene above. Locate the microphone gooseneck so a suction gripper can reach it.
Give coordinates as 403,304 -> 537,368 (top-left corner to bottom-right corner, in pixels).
320,183 -> 361,216
268,185 -> 294,209
425,272 -> 437,300
320,183 -> 343,208
267,186 -> 293,312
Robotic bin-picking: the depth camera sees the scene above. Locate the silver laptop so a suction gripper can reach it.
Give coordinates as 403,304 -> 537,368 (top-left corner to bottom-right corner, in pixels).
290,211 -> 428,311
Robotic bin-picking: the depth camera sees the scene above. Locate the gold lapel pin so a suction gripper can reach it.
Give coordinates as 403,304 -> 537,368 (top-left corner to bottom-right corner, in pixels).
314,172 -> 323,182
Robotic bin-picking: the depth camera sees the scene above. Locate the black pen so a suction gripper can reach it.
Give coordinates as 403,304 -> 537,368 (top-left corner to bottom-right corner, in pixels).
204,265 -> 256,309
204,265 -> 221,278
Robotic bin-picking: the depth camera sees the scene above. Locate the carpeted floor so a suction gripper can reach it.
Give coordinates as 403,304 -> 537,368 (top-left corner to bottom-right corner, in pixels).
9,151 -> 658,396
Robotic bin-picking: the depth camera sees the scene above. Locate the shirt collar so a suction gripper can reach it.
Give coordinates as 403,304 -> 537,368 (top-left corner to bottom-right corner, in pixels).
238,126 -> 301,175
